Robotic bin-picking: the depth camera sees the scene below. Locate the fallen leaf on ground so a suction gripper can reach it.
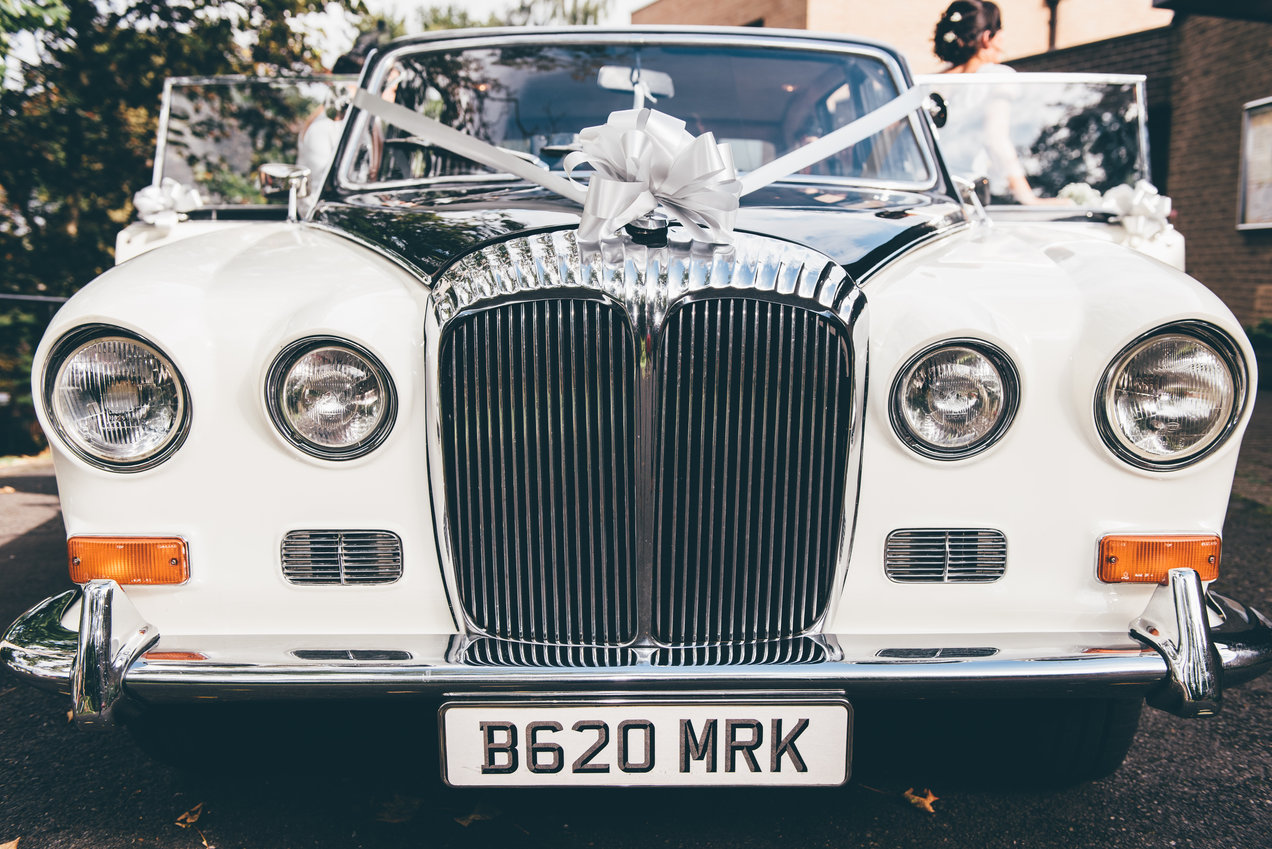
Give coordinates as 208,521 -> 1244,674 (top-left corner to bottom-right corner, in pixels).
0,487 -> 15,494
175,803 -> 204,828
904,787 -> 939,814
65,710 -> 73,724
194,827 -> 213,848
2,838 -> 20,849
454,802 -> 500,827
374,794 -> 422,824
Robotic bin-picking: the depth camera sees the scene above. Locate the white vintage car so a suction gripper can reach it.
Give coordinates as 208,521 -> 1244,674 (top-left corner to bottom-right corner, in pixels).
4,26 -> 1270,788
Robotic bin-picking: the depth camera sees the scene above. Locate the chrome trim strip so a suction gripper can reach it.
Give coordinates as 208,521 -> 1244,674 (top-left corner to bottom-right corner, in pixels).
1131,568 -> 1221,717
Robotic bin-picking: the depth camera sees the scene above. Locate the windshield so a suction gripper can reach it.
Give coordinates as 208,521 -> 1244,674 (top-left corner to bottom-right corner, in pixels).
918,73 -> 1148,206
157,76 -> 358,207
342,41 -> 934,188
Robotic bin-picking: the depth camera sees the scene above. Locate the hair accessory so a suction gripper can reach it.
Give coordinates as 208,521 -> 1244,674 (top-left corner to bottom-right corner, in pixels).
949,11 -> 962,22
943,31 -> 957,42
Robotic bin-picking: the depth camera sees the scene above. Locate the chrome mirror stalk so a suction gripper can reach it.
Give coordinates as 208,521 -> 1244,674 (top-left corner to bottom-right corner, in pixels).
259,163 -> 312,223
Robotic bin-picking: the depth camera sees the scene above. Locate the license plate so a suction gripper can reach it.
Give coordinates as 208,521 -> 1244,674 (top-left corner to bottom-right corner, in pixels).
440,699 -> 851,787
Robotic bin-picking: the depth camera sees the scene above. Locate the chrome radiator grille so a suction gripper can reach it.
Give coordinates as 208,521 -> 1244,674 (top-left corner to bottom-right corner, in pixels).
433,229 -> 864,648
653,299 -> 853,643
439,298 -> 639,645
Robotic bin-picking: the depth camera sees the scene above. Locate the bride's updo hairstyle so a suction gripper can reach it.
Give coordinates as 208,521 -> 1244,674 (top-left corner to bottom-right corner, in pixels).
933,0 -> 1003,66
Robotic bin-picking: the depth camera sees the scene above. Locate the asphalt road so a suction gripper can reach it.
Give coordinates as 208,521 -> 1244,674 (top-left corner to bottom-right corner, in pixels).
2,453 -> 1270,849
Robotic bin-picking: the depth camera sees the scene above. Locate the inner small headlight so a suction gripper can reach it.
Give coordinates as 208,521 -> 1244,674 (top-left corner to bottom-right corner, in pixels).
891,340 -> 1019,459
1097,323 -> 1246,470
45,327 -> 190,471
267,338 -> 396,459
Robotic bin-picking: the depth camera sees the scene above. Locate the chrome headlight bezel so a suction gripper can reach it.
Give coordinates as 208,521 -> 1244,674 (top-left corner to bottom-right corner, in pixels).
1095,321 -> 1248,472
265,336 -> 398,461
889,338 -> 1021,461
42,325 -> 192,473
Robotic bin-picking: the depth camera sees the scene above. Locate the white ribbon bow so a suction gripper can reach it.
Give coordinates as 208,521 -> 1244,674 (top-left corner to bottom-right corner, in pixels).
564,109 -> 740,244
1102,180 -> 1172,246
133,178 -> 202,231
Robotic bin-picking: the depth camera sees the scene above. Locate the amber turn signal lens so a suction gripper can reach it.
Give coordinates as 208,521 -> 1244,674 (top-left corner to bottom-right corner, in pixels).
67,536 -> 189,585
1098,535 -> 1220,584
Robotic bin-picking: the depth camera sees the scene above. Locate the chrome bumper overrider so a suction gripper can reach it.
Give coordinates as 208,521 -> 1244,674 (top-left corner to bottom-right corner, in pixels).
3,571 -> 1270,725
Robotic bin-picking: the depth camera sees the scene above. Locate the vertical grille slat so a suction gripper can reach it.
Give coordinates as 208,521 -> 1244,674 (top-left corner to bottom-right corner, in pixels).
441,298 -> 639,644
652,298 -> 855,644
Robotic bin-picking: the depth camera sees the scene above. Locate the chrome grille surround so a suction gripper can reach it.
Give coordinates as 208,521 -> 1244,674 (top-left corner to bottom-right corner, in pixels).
281,530 -> 403,585
427,227 -> 867,648
884,529 -> 1008,583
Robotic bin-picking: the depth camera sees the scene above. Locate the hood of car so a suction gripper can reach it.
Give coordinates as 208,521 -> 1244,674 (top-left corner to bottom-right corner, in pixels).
312,182 -> 966,283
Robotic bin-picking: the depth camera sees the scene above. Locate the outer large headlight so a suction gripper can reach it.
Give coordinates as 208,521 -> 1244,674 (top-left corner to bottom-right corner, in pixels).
44,326 -> 190,471
266,337 -> 396,460
890,340 -> 1019,460
1096,322 -> 1246,470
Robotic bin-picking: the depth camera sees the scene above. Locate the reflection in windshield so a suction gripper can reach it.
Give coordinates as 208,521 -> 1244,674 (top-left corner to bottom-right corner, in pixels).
346,43 -> 933,188
921,76 -> 1146,205
160,78 -> 357,206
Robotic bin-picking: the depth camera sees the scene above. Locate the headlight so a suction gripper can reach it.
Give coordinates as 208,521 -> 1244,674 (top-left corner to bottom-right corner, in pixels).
1096,322 -> 1246,470
890,340 -> 1019,460
45,326 -> 190,471
266,338 -> 396,459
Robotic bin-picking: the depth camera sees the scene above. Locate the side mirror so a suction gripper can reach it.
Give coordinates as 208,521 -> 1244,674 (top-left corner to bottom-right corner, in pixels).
924,92 -> 948,128
258,163 -> 311,222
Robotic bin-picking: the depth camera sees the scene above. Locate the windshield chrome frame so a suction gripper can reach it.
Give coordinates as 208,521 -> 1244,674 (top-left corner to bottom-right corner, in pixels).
334,31 -> 942,197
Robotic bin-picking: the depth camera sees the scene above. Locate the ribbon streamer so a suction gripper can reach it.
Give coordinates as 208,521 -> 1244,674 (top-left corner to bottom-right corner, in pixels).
564,109 -> 740,243
133,178 -> 202,231
354,84 -> 928,244
1102,180 -> 1172,246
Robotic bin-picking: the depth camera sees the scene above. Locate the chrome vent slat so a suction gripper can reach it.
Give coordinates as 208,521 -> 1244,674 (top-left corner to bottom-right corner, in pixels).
441,298 -> 638,644
884,529 -> 1007,583
652,298 -> 854,643
281,531 -> 402,585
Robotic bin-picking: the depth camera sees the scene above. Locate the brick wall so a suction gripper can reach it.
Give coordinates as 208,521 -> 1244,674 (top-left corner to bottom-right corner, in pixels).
632,0 -> 808,29
1166,17 -> 1272,324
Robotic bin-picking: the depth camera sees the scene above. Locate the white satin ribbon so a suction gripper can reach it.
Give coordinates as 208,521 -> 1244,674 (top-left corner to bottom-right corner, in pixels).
354,84 -> 927,244
133,178 -> 202,231
1102,180 -> 1172,246
564,109 -> 740,244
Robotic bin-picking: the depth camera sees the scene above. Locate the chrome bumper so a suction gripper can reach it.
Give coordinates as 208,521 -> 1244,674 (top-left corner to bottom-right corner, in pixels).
4,570 -> 1270,724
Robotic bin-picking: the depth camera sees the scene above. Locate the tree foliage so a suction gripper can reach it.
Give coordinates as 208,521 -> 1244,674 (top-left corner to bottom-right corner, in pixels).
0,0 -> 360,453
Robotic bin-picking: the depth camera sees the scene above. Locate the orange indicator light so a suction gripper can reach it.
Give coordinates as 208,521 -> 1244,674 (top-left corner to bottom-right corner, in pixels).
143,651 -> 207,661
1097,535 -> 1220,584
68,536 -> 189,585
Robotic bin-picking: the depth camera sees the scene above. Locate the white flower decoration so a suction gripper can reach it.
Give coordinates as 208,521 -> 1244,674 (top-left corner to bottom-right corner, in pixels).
949,11 -> 962,21
943,31 -> 957,42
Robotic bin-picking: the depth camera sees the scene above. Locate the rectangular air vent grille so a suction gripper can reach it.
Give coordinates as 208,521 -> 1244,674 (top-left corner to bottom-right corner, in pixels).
884,529 -> 1006,583
281,530 -> 402,585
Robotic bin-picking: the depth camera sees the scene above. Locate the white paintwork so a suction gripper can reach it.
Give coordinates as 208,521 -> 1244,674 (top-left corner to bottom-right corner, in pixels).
37,220 -> 1255,643
114,219 -> 267,264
